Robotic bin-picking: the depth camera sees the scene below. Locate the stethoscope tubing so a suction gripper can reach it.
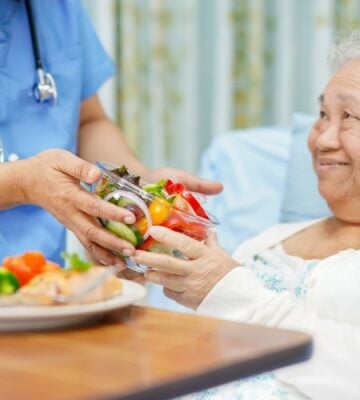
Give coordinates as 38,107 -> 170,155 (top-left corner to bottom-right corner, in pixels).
24,0 -> 57,105
24,0 -> 43,70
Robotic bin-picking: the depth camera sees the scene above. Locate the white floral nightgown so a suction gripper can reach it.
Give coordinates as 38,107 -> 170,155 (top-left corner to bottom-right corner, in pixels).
175,243 -> 319,400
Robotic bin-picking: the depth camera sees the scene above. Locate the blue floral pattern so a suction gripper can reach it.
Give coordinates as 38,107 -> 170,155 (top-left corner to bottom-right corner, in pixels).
176,244 -> 319,400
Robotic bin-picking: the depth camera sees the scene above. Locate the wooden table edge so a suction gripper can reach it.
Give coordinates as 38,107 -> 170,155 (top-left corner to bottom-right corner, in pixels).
102,329 -> 312,400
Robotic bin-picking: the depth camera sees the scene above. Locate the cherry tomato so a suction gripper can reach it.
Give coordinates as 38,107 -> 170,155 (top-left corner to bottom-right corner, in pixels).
149,198 -> 171,225
134,217 -> 148,236
163,212 -> 208,241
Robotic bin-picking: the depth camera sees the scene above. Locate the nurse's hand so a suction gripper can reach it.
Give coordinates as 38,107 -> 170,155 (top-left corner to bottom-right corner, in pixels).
145,168 -> 223,195
21,149 -> 136,266
130,226 -> 239,309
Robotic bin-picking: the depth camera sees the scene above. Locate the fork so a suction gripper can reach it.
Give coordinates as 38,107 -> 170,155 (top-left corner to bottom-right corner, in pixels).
53,264 -> 122,304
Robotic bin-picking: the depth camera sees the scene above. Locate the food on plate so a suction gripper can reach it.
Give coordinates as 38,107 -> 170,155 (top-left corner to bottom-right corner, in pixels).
0,252 -> 122,306
92,163 -> 218,259
3,250 -> 60,286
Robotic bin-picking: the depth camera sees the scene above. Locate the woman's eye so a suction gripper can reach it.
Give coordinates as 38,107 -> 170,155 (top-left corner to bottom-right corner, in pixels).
343,111 -> 360,121
319,110 -> 327,119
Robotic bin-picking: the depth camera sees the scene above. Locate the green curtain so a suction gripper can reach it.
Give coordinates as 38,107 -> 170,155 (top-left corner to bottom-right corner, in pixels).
85,0 -> 360,172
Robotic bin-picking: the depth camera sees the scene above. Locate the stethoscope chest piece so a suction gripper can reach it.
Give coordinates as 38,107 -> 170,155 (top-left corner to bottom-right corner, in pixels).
25,0 -> 57,106
33,68 -> 57,105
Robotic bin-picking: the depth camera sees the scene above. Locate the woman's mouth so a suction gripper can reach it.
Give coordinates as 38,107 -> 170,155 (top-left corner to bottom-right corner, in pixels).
315,158 -> 350,171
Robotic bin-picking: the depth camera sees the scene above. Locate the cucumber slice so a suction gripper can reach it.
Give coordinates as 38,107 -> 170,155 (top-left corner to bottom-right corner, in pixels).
131,226 -> 144,246
117,197 -> 133,208
106,220 -> 137,246
148,243 -> 174,255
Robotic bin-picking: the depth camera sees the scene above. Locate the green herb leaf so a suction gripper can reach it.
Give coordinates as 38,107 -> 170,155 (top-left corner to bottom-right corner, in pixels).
142,179 -> 168,198
61,252 -> 91,272
111,165 -> 140,186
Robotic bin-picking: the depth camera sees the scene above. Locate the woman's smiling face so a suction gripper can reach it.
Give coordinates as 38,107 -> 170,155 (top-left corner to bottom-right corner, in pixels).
308,58 -> 360,221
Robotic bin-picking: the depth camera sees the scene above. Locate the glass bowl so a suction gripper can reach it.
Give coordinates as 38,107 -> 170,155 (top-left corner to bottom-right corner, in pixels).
90,161 -> 219,272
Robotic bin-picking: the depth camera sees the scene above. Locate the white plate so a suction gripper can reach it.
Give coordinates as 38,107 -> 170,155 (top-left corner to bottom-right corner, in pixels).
0,279 -> 146,331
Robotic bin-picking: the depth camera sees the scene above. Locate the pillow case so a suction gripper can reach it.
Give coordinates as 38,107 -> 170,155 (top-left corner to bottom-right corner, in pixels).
199,127 -> 290,254
280,113 -> 331,223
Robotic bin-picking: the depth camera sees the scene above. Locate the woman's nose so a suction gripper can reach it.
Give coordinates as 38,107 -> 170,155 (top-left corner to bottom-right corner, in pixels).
315,123 -> 341,151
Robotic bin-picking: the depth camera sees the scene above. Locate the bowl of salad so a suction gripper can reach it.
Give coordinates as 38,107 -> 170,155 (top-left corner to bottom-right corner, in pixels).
91,162 -> 218,272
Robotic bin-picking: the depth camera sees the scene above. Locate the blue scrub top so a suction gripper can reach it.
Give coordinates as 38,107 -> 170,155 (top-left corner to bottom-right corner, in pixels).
0,0 -> 115,265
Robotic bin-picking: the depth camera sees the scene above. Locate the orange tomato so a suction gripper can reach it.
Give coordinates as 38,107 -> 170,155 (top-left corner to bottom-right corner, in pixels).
134,217 -> 148,236
148,198 -> 171,225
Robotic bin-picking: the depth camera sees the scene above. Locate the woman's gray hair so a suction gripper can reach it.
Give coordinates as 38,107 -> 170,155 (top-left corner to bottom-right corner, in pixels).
329,30 -> 360,70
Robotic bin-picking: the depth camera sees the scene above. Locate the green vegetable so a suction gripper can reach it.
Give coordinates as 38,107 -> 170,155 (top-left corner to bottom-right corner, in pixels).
117,197 -> 133,208
98,183 -> 116,199
0,268 -> 20,295
142,179 -> 168,198
111,165 -> 140,186
61,252 -> 91,272
148,243 -> 174,255
130,226 -> 144,246
106,221 -> 138,246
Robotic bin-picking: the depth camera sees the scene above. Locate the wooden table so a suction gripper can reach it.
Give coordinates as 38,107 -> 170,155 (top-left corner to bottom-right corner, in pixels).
0,306 -> 311,400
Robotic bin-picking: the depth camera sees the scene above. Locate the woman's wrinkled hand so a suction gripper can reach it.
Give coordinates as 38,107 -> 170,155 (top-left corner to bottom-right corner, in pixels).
131,226 -> 239,309
146,167 -> 223,196
20,149 -> 136,266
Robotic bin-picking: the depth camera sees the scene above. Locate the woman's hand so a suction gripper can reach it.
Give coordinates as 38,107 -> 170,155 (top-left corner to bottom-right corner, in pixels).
19,149 -> 136,266
131,226 -> 239,309
146,167 -> 223,195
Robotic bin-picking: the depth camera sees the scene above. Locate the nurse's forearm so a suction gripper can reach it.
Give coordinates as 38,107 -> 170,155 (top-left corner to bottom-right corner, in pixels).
0,161 -> 27,210
78,118 -> 150,177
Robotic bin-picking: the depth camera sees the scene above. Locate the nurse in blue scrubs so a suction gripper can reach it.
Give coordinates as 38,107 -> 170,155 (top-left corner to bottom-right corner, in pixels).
0,0 -> 222,266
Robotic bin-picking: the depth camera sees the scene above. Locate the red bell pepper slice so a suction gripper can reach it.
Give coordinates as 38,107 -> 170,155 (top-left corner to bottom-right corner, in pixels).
164,180 -> 186,195
181,192 -> 209,220
138,236 -> 156,251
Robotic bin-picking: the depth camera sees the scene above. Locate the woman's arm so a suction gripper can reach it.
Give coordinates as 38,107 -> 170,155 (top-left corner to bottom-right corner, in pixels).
0,161 -> 27,210
78,95 -> 150,176
78,95 -> 223,195
197,267 -> 360,400
134,226 -> 360,400
0,150 -> 137,264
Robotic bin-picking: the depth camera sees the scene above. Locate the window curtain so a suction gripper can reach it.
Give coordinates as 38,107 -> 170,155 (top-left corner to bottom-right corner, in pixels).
85,0 -> 360,173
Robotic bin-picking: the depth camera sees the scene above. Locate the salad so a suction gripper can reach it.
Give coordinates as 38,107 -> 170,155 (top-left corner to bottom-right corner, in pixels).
92,162 -> 218,260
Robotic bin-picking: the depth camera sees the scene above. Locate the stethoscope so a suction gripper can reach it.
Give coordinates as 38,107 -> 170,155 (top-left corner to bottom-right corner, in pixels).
25,0 -> 57,106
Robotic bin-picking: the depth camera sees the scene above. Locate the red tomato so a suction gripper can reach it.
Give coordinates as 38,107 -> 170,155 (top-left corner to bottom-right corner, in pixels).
163,212 -> 208,241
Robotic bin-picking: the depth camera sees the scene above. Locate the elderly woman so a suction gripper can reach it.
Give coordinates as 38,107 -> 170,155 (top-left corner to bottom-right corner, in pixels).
130,31 -> 360,400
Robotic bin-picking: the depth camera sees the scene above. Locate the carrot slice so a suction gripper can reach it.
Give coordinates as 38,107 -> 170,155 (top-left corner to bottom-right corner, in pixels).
22,251 -> 46,273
